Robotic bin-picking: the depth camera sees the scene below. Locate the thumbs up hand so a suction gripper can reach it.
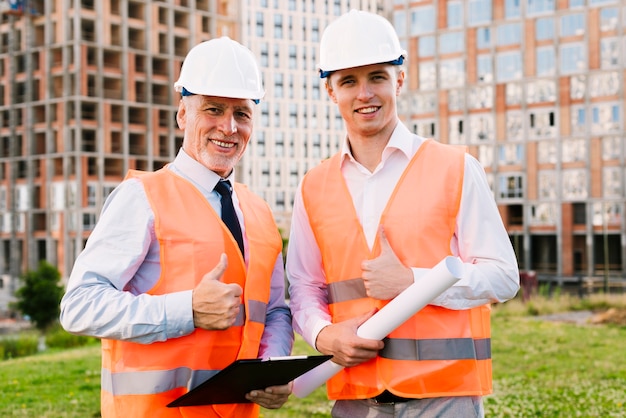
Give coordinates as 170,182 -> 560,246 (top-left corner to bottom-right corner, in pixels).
192,253 -> 243,330
360,226 -> 413,300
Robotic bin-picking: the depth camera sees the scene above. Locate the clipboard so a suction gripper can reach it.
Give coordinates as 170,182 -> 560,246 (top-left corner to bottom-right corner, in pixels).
167,354 -> 332,407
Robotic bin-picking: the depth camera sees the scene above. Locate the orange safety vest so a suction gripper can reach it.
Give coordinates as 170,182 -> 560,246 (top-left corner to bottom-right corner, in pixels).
100,168 -> 283,418
301,139 -> 492,400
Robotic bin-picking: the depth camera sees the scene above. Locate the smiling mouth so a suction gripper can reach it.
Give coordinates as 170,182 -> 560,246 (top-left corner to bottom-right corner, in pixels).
356,106 -> 379,114
211,139 -> 236,148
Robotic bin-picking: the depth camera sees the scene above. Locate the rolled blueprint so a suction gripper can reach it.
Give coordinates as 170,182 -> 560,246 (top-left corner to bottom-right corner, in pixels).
292,255 -> 463,398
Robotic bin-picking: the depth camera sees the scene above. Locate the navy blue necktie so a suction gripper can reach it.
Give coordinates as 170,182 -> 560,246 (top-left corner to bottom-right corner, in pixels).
214,180 -> 244,257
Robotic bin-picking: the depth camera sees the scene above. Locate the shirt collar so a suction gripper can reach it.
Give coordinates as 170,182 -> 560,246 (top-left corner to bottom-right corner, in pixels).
171,148 -> 235,192
339,122 -> 418,167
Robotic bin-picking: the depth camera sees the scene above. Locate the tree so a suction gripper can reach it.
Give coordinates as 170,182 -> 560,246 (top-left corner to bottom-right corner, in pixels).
14,261 -> 65,333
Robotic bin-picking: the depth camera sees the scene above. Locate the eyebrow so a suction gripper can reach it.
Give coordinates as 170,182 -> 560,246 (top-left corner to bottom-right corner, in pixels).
198,98 -> 252,114
335,69 -> 390,84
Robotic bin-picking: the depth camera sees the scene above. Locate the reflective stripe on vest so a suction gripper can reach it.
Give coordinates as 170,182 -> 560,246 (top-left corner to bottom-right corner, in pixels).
99,169 -> 282,418
301,140 -> 492,400
328,276 -> 491,361
380,337 -> 491,361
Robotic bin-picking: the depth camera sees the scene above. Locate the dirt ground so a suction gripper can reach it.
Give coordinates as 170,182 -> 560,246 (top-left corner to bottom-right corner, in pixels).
590,308 -> 626,326
537,309 -> 626,326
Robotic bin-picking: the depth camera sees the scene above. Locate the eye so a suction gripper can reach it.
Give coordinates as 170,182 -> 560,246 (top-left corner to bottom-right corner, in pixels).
235,111 -> 252,121
203,106 -> 222,115
339,79 -> 356,87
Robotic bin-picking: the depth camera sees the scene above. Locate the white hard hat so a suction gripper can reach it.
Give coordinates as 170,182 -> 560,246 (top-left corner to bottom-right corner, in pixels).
174,36 -> 264,102
318,9 -> 407,78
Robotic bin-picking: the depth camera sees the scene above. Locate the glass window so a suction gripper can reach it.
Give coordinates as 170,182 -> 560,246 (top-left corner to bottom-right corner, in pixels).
600,38 -> 620,69
592,202 -> 621,226
468,0 -> 492,26
419,36 -> 436,57
498,174 -> 524,199
412,92 -> 438,113
526,80 -> 556,104
477,55 -> 493,82
256,130 -> 266,157
476,27 -> 491,49
439,58 -> 465,88
571,106 -> 587,135
288,45 -> 297,69
528,109 -> 556,138
603,167 -> 622,198
537,141 -> 558,164
87,183 -> 97,207
274,73 -> 284,97
447,90 -> 465,111
591,102 -> 621,134
468,86 -> 493,109
259,42 -> 269,67
311,18 -> 319,42
478,145 -> 494,168
590,0 -> 617,4
469,113 -> 494,143
602,136 -> 622,160
599,7 -> 619,31
559,43 -> 586,74
527,0 -> 555,16
394,11 -> 407,37
439,32 -> 464,54
497,23 -> 521,46
256,12 -> 264,36
498,143 -> 524,165
536,46 -> 555,76
560,13 -> 585,37
288,103 -> 297,128
562,169 -> 587,200
562,138 -> 587,162
538,171 -> 558,199
447,2 -> 463,28
506,83 -> 523,105
505,0 -> 521,18
570,75 -> 586,99
274,14 -> 283,38
570,0 -> 584,7
506,111 -> 524,141
410,6 -> 436,35
530,202 -> 557,225
411,119 -> 437,138
419,61 -> 437,90
448,116 -> 465,144
535,17 -> 554,40
589,72 -> 619,97
496,51 -> 522,82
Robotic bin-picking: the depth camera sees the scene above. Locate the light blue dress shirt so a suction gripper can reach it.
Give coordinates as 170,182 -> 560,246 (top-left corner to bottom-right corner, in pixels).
60,148 -> 293,358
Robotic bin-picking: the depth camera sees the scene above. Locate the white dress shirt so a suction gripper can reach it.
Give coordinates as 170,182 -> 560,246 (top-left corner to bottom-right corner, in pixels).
286,122 -> 520,349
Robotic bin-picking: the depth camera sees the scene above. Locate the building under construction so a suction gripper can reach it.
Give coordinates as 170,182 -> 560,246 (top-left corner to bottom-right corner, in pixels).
1,0 -> 625,314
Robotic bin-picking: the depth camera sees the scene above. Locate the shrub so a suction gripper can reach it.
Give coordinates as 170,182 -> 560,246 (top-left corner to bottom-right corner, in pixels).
45,325 -> 98,349
0,335 -> 38,360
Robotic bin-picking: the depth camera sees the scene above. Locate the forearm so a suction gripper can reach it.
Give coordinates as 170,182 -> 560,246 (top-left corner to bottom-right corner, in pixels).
60,278 -> 194,343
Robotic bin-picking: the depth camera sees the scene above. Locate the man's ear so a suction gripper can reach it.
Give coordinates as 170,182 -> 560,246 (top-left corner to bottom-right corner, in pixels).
176,100 -> 186,129
325,80 -> 338,104
396,70 -> 405,96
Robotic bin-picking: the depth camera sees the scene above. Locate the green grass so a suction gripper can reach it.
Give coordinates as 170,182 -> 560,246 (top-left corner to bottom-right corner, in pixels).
2,295 -> 626,417
0,345 -> 101,417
